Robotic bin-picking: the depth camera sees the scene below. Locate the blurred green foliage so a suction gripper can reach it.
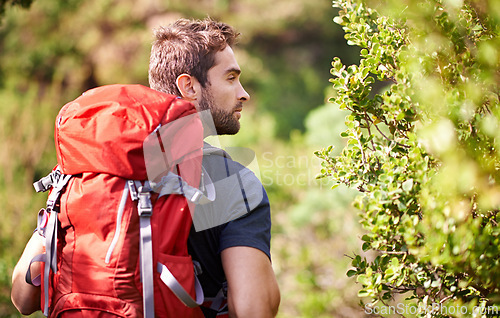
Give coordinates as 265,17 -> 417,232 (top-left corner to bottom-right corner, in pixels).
317,0 -> 500,316
220,111 -> 363,317
0,0 -> 366,317
0,0 -> 33,20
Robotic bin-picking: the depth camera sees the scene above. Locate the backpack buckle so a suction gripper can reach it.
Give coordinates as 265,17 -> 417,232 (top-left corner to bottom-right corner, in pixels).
37,208 -> 49,237
193,260 -> 203,276
128,180 -> 138,201
138,186 -> 152,217
33,169 -> 62,193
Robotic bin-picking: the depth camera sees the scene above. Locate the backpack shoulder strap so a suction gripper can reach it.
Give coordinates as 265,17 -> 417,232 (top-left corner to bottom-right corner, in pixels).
127,181 -> 155,318
32,167 -> 73,316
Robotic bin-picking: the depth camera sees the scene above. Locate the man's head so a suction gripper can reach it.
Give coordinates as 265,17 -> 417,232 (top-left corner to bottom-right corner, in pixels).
149,18 -> 250,135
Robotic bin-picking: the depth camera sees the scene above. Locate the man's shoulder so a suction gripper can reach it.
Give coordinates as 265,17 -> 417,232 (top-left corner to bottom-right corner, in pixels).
192,143 -> 267,232
202,143 -> 261,185
202,143 -> 228,157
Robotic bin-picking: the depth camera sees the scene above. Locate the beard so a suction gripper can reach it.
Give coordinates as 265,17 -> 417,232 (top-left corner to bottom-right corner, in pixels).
199,88 -> 241,135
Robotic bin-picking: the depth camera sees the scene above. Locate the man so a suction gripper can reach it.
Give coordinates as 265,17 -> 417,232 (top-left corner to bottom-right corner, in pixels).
12,18 -> 280,318
149,18 -> 280,317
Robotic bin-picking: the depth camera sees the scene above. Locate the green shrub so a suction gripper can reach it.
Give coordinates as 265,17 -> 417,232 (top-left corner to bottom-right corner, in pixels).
317,0 -> 500,316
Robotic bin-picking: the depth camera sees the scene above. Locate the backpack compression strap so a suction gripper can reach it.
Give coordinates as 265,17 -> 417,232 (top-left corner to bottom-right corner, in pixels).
157,262 -> 204,307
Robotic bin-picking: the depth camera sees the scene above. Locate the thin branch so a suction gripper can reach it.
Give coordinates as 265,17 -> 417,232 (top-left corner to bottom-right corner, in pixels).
363,112 -> 377,151
439,294 -> 454,304
374,250 -> 408,255
364,113 -> 411,149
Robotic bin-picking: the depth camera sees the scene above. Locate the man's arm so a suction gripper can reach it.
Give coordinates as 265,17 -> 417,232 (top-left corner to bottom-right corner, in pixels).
222,246 -> 280,318
11,232 -> 43,315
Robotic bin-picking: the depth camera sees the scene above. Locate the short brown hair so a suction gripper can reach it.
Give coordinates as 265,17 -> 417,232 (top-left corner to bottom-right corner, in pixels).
149,18 -> 239,96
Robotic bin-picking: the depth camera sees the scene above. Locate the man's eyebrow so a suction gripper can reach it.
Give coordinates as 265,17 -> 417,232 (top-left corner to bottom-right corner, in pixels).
226,67 -> 241,75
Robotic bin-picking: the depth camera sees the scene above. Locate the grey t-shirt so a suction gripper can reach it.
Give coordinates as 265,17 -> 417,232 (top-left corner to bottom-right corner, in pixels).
187,145 -> 271,317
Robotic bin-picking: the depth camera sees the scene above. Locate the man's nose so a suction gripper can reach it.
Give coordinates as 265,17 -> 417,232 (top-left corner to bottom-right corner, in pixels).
238,83 -> 250,102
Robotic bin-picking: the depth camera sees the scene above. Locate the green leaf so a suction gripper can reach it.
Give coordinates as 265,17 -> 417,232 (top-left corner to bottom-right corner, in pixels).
390,257 -> 399,267
362,242 -> 371,251
402,179 -> 413,192
358,289 -> 370,297
333,16 -> 344,25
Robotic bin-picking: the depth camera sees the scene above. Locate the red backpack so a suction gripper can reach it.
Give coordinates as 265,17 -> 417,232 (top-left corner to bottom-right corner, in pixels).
31,84 -> 206,317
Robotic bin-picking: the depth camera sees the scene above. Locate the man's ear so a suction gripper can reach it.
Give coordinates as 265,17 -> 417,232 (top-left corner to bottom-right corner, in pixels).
176,74 -> 200,101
